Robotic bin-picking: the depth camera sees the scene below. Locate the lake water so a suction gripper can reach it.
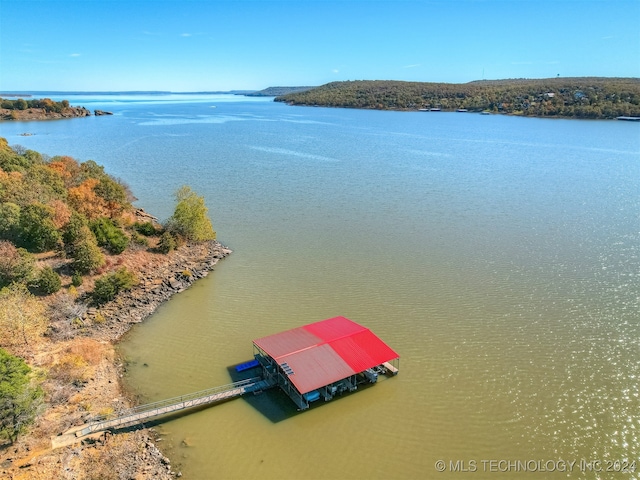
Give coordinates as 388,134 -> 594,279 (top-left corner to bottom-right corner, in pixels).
1,95 -> 639,479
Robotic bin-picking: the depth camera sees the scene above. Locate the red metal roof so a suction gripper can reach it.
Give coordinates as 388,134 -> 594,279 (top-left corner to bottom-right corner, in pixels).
253,316 -> 399,394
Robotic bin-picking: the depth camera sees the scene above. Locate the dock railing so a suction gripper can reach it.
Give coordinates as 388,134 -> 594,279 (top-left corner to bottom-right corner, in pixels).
75,377 -> 263,437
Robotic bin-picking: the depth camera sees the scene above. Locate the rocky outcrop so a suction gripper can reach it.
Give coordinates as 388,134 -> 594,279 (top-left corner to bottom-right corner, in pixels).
94,110 -> 114,116
0,106 -> 92,121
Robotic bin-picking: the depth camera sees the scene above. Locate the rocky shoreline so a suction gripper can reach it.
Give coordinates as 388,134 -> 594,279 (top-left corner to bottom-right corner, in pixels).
1,240 -> 231,480
87,240 -> 232,343
0,107 -> 92,121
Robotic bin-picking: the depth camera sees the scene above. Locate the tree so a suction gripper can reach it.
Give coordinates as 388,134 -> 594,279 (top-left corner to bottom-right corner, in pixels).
63,212 -> 105,275
90,217 -> 128,254
35,266 -> 61,295
69,229 -> 105,275
68,178 -> 107,219
0,284 -> 47,347
0,202 -> 20,241
165,186 -> 216,242
0,241 -> 35,288
0,348 -> 43,444
92,267 -> 138,304
157,231 -> 177,254
94,176 -> 128,217
17,203 -> 62,252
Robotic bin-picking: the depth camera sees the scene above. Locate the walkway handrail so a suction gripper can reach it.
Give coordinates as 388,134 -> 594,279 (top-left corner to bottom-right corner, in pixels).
88,377 -> 261,424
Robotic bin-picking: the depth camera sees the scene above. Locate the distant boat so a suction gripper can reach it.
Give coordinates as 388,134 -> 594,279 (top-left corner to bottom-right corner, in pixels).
418,108 -> 428,111
617,116 -> 640,121
480,111 -> 491,115
430,108 -> 441,112
456,109 -> 468,112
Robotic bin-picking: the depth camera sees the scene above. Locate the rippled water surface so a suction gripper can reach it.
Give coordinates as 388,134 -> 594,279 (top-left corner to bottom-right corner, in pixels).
2,95 -> 639,479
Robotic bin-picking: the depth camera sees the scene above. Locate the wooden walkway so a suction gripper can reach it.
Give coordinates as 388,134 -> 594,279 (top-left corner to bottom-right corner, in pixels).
53,377 -> 272,449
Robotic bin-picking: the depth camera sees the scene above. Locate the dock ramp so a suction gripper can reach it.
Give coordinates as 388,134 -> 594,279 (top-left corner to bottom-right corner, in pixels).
53,377 -> 272,448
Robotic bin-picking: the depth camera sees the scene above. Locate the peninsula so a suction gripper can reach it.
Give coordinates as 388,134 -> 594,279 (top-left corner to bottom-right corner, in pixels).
274,77 -> 640,120
0,97 -> 93,121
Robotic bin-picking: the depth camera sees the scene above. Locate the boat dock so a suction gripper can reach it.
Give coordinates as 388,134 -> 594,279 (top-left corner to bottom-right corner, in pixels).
52,377 -> 273,449
52,316 -> 399,449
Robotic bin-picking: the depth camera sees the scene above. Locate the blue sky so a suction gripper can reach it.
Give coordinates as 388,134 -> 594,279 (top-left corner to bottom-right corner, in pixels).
1,0 -> 638,91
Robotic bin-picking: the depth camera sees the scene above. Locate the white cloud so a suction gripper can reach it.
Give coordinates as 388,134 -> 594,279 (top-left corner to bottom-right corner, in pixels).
70,53 -> 81,57
181,33 -> 193,37
332,69 -> 339,74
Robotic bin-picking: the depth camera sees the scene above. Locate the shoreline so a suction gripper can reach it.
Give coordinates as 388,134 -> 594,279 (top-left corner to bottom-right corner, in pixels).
0,240 -> 231,479
280,102 -> 640,121
0,107 -> 92,121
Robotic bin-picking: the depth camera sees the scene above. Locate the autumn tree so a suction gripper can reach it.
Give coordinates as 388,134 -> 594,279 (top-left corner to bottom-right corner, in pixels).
0,284 -> 48,347
68,178 -> 108,219
48,155 -> 81,188
0,241 -> 35,288
0,348 -> 43,445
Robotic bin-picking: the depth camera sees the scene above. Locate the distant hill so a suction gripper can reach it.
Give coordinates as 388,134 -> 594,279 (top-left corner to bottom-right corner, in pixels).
247,86 -> 316,97
274,78 -> 640,119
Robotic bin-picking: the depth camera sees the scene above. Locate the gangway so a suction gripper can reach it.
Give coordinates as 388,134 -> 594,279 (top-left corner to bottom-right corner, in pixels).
53,377 -> 273,448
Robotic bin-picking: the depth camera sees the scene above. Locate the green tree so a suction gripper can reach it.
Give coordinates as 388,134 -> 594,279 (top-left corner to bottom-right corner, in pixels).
35,266 -> 61,295
70,231 -> 105,275
90,217 -> 128,254
17,203 -> 61,252
63,213 -> 105,274
0,348 -> 43,444
165,186 -> 216,242
0,202 -> 20,240
92,267 -> 138,304
157,230 -> 177,254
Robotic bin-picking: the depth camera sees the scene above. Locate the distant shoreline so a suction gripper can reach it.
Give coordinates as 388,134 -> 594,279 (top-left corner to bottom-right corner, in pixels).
275,77 -> 640,121
0,106 -> 92,121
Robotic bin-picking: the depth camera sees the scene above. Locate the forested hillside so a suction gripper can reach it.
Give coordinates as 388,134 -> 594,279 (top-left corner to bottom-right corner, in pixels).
246,86 -> 315,96
0,137 -> 215,304
275,78 -> 640,119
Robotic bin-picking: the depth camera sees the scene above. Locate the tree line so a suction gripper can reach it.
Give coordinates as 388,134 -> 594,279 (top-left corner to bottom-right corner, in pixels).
1,97 -> 71,113
275,77 -> 640,119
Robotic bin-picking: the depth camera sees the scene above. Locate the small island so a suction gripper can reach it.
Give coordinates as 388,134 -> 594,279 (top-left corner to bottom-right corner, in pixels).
0,97 -> 92,120
274,77 -> 640,120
